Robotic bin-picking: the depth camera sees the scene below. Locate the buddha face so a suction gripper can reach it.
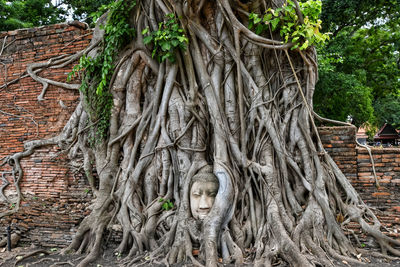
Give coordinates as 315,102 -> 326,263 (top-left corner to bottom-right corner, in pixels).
190,181 -> 218,220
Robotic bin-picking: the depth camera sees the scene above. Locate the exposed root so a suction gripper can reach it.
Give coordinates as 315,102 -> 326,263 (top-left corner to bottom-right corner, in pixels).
49,261 -> 74,267
14,249 -> 49,266
31,257 -> 56,265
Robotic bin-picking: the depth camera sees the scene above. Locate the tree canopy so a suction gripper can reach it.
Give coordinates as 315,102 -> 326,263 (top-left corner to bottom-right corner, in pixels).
374,94 -> 400,128
0,0 -> 65,31
314,0 -> 400,128
0,0 -> 114,32
62,0 -> 113,24
320,0 -> 400,36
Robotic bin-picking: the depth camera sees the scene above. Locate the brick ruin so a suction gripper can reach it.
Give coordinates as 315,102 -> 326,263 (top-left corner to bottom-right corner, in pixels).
0,24 -> 399,248
319,126 -> 400,240
0,23 -> 93,247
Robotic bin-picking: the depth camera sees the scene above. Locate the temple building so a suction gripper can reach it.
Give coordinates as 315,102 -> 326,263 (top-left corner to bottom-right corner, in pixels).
374,123 -> 400,146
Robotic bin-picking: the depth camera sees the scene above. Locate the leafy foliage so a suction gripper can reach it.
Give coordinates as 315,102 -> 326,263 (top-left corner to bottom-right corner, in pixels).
314,68 -> 375,127
320,0 -> 400,36
0,0 -> 116,31
249,0 -> 330,50
0,0 -> 65,31
321,26 -> 400,99
374,94 -> 400,129
315,0 -> 400,128
92,0 -> 135,95
62,0 -> 113,25
142,14 -> 188,62
159,198 -> 174,211
68,0 -> 135,141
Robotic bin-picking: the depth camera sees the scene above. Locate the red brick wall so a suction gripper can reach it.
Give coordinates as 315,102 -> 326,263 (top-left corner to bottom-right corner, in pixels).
319,126 -> 400,233
319,127 -> 400,214
356,147 -> 400,213
355,147 -> 400,239
318,126 -> 357,179
0,23 -> 93,247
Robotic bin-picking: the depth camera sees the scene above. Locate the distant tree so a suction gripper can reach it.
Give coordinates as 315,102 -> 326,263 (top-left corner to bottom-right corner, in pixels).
328,26 -> 400,99
0,0 -> 116,32
321,0 -> 400,36
315,0 -> 400,126
314,69 -> 375,127
62,0 -> 113,25
0,0 -> 65,31
374,94 -> 400,128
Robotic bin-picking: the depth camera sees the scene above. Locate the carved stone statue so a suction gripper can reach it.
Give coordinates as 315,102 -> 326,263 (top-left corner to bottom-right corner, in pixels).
190,167 -> 219,220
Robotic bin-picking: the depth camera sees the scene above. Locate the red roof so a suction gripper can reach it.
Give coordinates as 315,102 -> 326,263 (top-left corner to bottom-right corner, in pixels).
374,123 -> 400,140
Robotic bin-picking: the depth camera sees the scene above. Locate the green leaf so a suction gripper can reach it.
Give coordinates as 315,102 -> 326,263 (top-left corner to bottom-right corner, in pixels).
299,40 -> 309,50
255,24 -> 264,35
274,8 -> 282,16
171,39 -> 179,47
162,202 -> 169,210
161,42 -> 171,51
271,18 -> 280,31
306,27 -> 314,38
270,9 -> 275,16
263,13 -> 272,22
248,20 -> 254,30
161,53 -> 170,62
177,36 -> 187,43
159,198 -> 164,202
143,35 -> 153,44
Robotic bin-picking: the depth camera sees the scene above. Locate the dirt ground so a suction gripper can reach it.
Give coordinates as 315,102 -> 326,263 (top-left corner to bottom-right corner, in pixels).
1,245 -> 400,266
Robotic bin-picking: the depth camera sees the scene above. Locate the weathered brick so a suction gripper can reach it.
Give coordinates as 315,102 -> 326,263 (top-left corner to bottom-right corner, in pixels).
319,126 -> 400,233
372,192 -> 391,197
0,23 -> 93,248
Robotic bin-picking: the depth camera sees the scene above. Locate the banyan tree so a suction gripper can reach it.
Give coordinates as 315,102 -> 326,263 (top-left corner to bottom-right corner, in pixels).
2,0 -> 400,266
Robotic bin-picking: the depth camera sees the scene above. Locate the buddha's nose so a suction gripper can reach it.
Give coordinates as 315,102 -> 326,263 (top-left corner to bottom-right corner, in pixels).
199,195 -> 210,210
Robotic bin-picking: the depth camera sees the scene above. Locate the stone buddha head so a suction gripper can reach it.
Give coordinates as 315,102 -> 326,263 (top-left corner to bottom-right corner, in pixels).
190,167 -> 219,220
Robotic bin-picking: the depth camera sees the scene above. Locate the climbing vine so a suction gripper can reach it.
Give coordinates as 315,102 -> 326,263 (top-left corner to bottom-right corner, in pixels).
249,0 -> 330,50
68,0 -> 135,140
142,13 -> 188,62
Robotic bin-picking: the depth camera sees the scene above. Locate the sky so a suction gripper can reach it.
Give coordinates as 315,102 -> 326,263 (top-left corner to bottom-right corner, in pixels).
51,0 -> 74,21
